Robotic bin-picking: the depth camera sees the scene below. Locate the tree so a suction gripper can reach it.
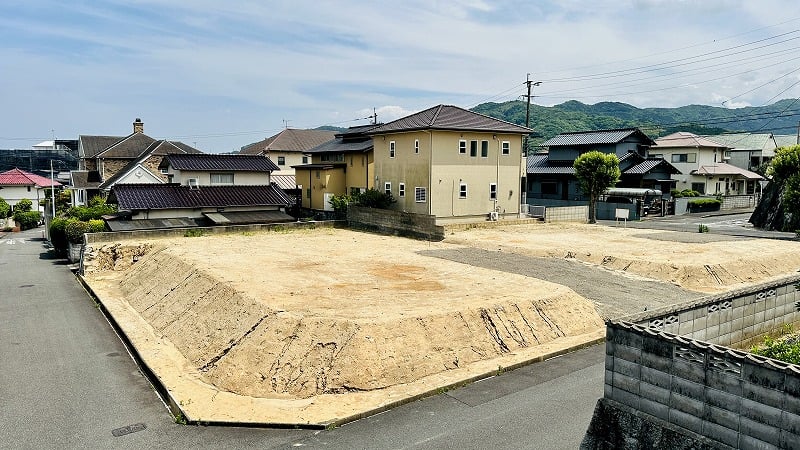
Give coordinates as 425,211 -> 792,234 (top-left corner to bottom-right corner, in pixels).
13,198 -> 33,213
574,151 -> 621,224
0,197 -> 10,218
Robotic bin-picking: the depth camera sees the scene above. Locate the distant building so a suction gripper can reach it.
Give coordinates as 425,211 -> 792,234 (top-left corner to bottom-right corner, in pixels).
240,128 -> 337,177
0,167 -> 62,212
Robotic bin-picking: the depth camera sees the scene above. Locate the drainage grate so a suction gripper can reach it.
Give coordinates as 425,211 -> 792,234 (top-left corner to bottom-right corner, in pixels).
111,423 -> 147,437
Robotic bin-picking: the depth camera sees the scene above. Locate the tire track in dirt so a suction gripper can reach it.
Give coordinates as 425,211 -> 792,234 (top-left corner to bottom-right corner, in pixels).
419,248 -> 703,320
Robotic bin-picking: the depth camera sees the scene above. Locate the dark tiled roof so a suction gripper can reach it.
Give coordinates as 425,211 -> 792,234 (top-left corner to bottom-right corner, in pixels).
69,170 -> 102,189
204,210 -> 294,225
166,141 -> 204,154
271,175 -> 297,190
526,154 -> 575,175
240,129 -> 337,155
110,184 -> 293,210
542,128 -> 655,147
624,158 -> 681,175
79,135 -> 124,159
162,153 -> 280,172
106,217 -> 209,231
367,105 -> 531,135
96,133 -> 157,159
307,136 -> 372,153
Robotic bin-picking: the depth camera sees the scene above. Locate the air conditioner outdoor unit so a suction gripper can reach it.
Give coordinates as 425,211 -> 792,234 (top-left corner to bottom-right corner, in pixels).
489,211 -> 499,221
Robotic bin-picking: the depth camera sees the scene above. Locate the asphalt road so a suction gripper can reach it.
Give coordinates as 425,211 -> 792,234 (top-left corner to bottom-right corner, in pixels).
602,211 -> 797,240
1,227 -> 605,449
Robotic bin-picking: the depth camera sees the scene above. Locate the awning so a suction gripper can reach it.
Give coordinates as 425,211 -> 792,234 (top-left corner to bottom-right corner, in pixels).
202,210 -> 294,225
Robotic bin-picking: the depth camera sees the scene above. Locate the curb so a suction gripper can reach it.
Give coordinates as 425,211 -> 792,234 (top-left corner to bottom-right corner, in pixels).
77,268 -> 605,429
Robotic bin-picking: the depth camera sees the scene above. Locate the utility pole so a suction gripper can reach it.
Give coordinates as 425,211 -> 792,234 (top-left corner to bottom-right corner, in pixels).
796,120 -> 799,145
521,74 -> 541,156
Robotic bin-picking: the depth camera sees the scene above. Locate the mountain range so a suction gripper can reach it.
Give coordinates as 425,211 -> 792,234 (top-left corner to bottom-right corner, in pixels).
471,98 -> 800,145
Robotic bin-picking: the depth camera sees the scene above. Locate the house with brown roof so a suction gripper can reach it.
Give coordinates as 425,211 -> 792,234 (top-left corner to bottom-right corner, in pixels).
240,128 -> 336,176
71,119 -> 203,206
367,105 -> 531,220
105,153 -> 293,230
292,125 -> 375,211
106,183 -> 294,231
0,167 -> 62,212
653,132 -> 763,195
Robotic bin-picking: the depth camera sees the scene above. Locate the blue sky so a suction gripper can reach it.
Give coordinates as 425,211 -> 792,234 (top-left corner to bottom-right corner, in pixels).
3,0 -> 800,152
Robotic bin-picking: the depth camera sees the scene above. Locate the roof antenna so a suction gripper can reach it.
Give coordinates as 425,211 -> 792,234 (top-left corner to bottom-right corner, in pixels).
372,107 -> 377,125
283,119 -> 291,129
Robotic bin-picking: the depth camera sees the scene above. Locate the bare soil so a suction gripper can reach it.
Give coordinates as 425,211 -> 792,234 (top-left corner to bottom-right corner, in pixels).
81,222 -> 800,424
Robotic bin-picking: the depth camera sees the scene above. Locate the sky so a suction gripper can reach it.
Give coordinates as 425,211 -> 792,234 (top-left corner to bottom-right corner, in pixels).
3,0 -> 800,152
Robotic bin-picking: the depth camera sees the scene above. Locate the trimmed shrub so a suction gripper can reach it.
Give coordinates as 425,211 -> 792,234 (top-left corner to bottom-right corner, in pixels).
50,217 -> 69,251
65,219 -> 90,244
14,210 -> 41,230
87,219 -> 106,233
353,188 -> 396,209
13,198 -> 33,213
687,198 -> 721,212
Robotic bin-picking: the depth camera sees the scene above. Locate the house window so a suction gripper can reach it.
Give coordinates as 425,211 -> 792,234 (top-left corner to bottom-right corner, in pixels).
302,156 -> 309,164
459,183 -> 468,199
671,153 -> 696,163
210,173 -> 234,185
489,183 -> 497,200
481,140 -> 489,158
541,182 -> 558,195
501,141 -> 510,155
389,141 -> 396,158
350,156 -> 353,167
277,156 -> 286,166
160,167 -> 168,174
691,182 -> 706,194
384,182 -> 392,195
361,156 -> 365,166
414,140 -> 419,154
415,187 -> 427,203
470,140 -> 478,157
315,171 -> 320,179
399,183 -> 405,197
306,188 -> 311,198
459,140 -> 467,154
320,154 -> 344,162
350,187 -> 364,195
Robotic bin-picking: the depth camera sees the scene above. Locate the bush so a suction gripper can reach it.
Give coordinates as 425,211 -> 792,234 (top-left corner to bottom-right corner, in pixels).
13,210 -> 41,230
751,335 -> 800,365
66,203 -> 116,221
687,198 -> 721,212
352,188 -> 396,209
13,198 -> 33,213
50,217 -> 69,251
698,224 -> 709,233
0,197 -> 10,218
87,219 -> 106,233
328,194 -> 352,212
65,219 -> 90,244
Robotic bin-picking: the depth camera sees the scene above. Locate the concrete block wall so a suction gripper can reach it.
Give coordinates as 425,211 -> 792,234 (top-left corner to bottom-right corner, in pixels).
624,275 -> 800,349
721,195 -> 756,210
603,321 -> 800,449
545,205 -> 589,223
347,206 -> 444,241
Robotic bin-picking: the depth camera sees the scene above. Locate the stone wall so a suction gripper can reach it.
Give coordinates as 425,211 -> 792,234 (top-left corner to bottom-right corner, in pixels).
623,275 -> 800,349
545,205 -> 589,223
721,195 -> 756,210
346,206 -> 444,241
584,275 -> 800,449
586,320 -> 800,449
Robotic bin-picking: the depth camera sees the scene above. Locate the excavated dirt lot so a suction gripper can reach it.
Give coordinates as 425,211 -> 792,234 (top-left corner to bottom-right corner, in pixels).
81,223 -> 800,425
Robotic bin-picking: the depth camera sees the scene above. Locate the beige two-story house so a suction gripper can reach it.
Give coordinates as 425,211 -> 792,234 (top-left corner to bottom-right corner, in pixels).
367,105 -> 531,220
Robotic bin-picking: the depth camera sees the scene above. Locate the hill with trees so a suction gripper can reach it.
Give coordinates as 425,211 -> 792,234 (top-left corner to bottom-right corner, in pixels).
471,98 -> 800,146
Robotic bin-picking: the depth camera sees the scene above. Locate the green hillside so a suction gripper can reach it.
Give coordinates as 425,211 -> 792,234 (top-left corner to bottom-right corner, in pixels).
471,98 -> 800,145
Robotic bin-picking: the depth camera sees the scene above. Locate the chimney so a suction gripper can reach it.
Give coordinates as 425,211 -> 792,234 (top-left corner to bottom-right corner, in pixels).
133,118 -> 144,134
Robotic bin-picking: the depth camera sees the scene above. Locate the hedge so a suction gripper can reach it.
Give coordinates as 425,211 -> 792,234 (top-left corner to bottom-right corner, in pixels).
687,198 -> 721,212
14,210 -> 41,230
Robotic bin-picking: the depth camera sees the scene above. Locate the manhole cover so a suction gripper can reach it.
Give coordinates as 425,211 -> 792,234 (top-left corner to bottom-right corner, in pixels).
18,285 -> 34,288
111,423 -> 146,437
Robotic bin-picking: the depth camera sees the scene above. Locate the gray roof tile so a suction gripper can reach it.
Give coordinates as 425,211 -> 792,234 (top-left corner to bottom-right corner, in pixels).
163,153 -> 280,172
240,129 -> 337,154
542,128 -> 655,147
368,105 -> 531,134
110,184 -> 293,210
79,135 -> 124,158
